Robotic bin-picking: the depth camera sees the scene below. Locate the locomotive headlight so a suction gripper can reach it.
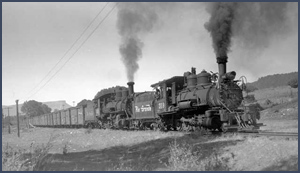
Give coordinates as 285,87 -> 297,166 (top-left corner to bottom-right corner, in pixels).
223,71 -> 236,81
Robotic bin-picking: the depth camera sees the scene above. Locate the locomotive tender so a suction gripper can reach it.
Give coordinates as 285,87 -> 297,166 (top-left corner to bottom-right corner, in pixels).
30,56 -> 261,132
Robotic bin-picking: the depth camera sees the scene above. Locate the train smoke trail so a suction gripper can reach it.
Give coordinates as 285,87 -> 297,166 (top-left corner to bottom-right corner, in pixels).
204,2 -> 295,59
204,2 -> 237,59
117,3 -> 158,82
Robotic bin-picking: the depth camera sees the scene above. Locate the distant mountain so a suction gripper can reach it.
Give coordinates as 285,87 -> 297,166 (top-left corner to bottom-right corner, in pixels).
248,72 -> 298,89
2,100 -> 72,117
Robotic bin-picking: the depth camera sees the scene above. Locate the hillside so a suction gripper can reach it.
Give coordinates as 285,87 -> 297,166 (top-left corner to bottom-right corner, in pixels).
248,72 -> 298,89
2,100 -> 71,117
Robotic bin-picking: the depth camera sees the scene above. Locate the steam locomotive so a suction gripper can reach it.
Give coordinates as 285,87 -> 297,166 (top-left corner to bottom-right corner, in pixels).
30,56 -> 262,132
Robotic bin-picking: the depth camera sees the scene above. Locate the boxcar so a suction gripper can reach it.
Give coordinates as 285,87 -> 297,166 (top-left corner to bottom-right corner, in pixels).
49,113 -> 53,127
65,109 -> 71,126
53,112 -> 57,127
61,110 -> 66,126
57,111 -> 61,127
42,114 -> 46,126
45,114 -> 49,126
70,108 -> 78,127
77,107 -> 85,126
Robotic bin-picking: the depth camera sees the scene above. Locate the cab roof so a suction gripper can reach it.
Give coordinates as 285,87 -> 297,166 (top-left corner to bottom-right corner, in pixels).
151,76 -> 184,88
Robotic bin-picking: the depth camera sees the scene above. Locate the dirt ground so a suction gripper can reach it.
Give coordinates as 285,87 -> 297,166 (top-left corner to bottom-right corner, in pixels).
2,96 -> 298,171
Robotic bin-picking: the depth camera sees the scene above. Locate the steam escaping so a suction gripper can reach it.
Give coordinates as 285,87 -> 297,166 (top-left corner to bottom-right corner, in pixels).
204,2 -> 237,59
204,2 -> 296,59
119,37 -> 143,82
117,3 -> 158,82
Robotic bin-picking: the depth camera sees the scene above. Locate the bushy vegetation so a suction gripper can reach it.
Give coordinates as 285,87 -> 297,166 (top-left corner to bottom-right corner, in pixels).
248,72 -> 298,89
245,85 -> 258,93
21,100 -> 52,117
76,99 -> 93,107
2,136 -> 54,171
167,140 -> 229,171
244,94 -> 256,103
287,78 -> 298,88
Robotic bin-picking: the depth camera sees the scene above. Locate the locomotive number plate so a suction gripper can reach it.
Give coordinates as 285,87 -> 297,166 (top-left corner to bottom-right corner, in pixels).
158,102 -> 165,109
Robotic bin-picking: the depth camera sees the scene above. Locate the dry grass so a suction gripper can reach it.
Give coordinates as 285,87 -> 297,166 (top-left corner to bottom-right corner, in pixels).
166,140 -> 229,171
250,86 -> 298,105
259,119 -> 298,133
2,128 -> 184,154
220,136 -> 298,171
2,135 -> 55,171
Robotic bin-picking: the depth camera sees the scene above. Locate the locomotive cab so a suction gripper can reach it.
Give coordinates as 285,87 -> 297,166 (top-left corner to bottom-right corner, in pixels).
150,76 -> 185,113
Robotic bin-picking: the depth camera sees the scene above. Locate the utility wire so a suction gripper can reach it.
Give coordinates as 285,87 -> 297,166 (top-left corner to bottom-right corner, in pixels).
26,2 -> 119,100
26,2 -> 110,97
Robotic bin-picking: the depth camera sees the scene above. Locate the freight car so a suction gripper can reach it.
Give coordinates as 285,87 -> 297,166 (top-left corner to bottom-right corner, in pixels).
29,101 -> 98,128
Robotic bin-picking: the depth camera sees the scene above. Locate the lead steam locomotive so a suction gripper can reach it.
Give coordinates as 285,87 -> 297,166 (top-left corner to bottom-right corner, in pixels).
30,56 -> 262,132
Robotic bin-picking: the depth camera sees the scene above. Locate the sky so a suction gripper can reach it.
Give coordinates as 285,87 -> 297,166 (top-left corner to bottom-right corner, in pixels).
2,2 -> 298,106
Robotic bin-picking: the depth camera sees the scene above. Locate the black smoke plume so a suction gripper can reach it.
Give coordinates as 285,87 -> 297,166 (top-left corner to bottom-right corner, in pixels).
204,2 -> 295,59
119,37 -> 143,81
117,3 -> 158,82
204,2 -> 237,59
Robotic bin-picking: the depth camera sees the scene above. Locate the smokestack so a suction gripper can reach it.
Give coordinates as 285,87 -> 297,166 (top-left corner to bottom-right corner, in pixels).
217,56 -> 228,81
127,82 -> 135,95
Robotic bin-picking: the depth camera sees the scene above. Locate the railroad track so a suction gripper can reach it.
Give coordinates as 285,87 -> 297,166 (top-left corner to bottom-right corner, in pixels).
254,131 -> 298,137
208,130 -> 298,138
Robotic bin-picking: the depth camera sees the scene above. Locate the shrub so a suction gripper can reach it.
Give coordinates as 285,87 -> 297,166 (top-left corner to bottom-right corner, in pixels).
2,135 -> 55,171
167,140 -> 229,171
287,78 -> 298,88
244,94 -> 256,104
246,85 -> 258,93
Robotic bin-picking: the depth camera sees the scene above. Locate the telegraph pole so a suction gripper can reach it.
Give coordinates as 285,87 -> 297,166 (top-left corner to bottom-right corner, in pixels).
16,100 -> 20,137
3,107 -> 12,134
